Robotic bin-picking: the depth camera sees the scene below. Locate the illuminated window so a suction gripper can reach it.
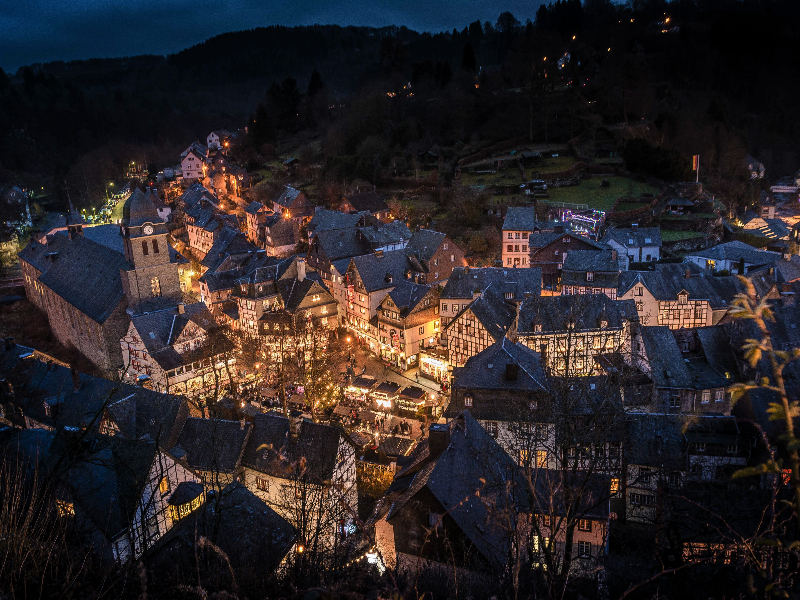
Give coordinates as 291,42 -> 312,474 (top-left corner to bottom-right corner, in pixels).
169,495 -> 202,522
256,476 -> 270,492
536,450 -> 548,468
464,396 -> 473,407
578,519 -> 592,532
159,477 -> 170,495
519,449 -> 529,465
701,390 -> 710,403
610,478 -> 619,494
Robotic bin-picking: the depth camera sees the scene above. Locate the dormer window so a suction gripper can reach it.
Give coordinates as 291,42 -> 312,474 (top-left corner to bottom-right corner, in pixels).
678,293 -> 688,305
586,272 -> 594,282
312,294 -> 320,302
505,292 -> 513,300
464,395 -> 473,407
628,238 -> 634,245
534,324 -> 542,333
600,320 -> 608,328
563,237 -> 570,243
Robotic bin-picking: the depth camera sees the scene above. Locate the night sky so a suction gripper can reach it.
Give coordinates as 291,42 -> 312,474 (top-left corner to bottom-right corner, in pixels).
2,0 -> 547,73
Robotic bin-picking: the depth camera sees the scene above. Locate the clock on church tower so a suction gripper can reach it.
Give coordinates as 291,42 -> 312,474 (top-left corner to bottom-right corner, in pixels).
119,188 -> 184,314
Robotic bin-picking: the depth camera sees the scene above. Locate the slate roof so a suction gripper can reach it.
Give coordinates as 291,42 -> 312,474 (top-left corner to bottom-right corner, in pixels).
561,250 -> 620,288
263,214 -> 296,248
517,294 -> 637,335
687,241 -> 781,266
383,412 -> 526,571
274,186 -> 302,208
131,302 -> 224,371
199,268 -> 243,292
313,228 -> 369,261
57,436 -> 159,540
201,228 -> 258,272
441,266 -> 542,300
405,229 -> 447,262
446,286 -> 517,342
17,233 -> 71,272
148,482 -> 296,585
350,250 -> 413,293
384,280 -> 431,314
452,337 -> 547,392
75,224 -> 123,253
37,234 -> 129,323
245,200 -> 266,215
167,481 -> 204,506
502,206 -> 538,231
122,188 -> 164,228
618,263 -> 747,310
640,326 -> 692,389
359,220 -> 412,247
341,191 -> 389,214
307,208 -> 369,234
175,418 -> 251,473
602,227 -> 662,249
241,413 -> 344,482
774,255 -> 800,283
528,231 -> 606,251
624,414 -> 686,468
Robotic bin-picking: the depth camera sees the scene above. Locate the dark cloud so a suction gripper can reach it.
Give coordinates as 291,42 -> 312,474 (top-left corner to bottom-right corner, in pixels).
2,0 -> 544,73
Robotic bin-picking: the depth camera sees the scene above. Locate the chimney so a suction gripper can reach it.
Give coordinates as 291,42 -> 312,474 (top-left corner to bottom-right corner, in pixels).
473,289 -> 483,300
505,362 -> 519,382
375,250 -> 384,259
781,292 -> 795,307
464,266 -> 469,275
611,249 -> 617,261
524,291 -> 532,299
296,257 -> 306,282
631,223 -> 638,230
177,303 -> 186,315
3,337 -> 14,352
684,269 -> 691,280
428,423 -> 450,457
70,366 -> 82,393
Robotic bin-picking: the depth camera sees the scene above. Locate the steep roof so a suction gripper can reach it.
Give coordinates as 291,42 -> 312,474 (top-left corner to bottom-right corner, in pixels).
457,337 -> 546,388
341,191 -> 389,214
244,200 -> 266,215
148,482 -> 296,586
687,241 -> 781,265
122,188 -> 163,228
640,326 -> 692,389
405,229 -> 447,262
384,412 -> 526,571
313,228 -> 369,261
307,208 -> 369,233
624,414 -> 686,469
384,280 -> 431,314
618,263 -> 746,309
602,226 -> 662,249
447,286 -> 517,342
359,220 -> 412,247
131,302 -> 224,371
561,250 -> 620,288
274,186 -> 303,208
57,436 -> 158,540
241,413 -> 344,482
441,266 -> 542,300
517,294 -> 637,335
37,234 -> 129,323
350,250 -> 413,292
201,229 -> 257,272
502,206 -> 538,231
175,418 -> 251,473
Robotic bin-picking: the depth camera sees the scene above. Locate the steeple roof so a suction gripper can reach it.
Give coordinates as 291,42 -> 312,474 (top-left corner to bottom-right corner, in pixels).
122,188 -> 162,228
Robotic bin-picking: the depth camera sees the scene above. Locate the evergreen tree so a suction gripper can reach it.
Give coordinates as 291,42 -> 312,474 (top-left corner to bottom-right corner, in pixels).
461,42 -> 477,72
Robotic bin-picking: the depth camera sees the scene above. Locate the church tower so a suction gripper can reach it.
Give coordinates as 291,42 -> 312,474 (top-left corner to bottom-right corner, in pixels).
119,189 -> 183,315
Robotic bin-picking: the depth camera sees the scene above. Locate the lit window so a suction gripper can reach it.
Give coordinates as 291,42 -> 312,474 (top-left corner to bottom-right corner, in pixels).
159,477 -> 170,495
256,476 -> 269,491
536,450 -> 547,468
715,389 -> 724,402
464,396 -> 473,407
578,519 -> 592,532
610,478 -> 619,494
701,390 -> 710,403
151,277 -> 161,298
486,421 -> 498,438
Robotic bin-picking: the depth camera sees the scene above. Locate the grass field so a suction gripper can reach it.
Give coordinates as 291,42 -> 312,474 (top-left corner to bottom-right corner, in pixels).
540,155 -> 578,173
546,176 -> 660,212
661,230 -> 706,242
